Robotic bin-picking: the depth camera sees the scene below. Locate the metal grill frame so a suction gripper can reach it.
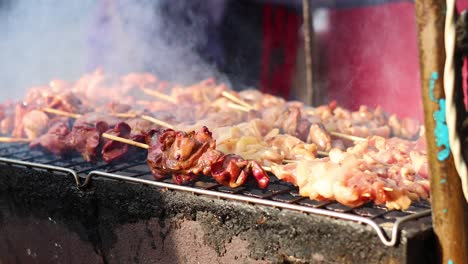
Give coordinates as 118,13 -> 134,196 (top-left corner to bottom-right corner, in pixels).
0,144 -> 432,247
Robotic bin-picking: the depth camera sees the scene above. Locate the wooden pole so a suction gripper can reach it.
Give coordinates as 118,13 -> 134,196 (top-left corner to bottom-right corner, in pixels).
414,1 -> 468,263
302,0 -> 314,106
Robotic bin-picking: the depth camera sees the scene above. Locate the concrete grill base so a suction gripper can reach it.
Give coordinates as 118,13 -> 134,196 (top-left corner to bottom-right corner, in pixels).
0,165 -> 436,263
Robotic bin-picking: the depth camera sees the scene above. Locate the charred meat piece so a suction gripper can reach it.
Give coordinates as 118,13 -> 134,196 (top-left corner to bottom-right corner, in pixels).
101,122 -> 134,163
145,126 -> 270,188
67,121 -> 109,162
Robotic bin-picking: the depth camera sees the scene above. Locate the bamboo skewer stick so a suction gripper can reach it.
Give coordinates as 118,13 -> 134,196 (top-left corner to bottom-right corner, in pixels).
44,107 -> 137,120
104,127 -> 394,193
142,115 -> 335,158
43,108 -> 82,119
111,112 -> 138,118
227,105 -> 366,143
221,91 -> 254,110
330,132 -> 366,142
0,137 -> 31,143
141,87 -> 177,104
226,102 -> 250,112
141,115 -> 175,129
101,133 -> 275,173
101,133 -> 149,149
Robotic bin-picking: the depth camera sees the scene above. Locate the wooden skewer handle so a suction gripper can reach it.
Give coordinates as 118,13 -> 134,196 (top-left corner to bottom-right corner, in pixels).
330,131 -> 366,142
141,115 -> 175,129
0,137 -> 31,143
221,91 -> 254,110
112,112 -> 138,118
101,133 -> 149,149
226,102 -> 250,112
43,108 -> 82,119
317,150 -> 329,156
141,87 -> 177,103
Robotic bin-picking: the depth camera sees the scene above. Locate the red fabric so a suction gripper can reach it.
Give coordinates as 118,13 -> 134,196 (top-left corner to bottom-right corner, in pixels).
325,1 -> 468,120
324,2 -> 423,121
259,2 -> 468,116
260,4 -> 300,99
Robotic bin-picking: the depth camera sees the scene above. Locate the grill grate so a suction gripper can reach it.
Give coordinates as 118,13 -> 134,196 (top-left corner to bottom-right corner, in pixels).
0,143 -> 432,247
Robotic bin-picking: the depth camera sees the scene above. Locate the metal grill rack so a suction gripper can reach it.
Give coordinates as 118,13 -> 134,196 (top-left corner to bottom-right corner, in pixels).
0,143 -> 432,247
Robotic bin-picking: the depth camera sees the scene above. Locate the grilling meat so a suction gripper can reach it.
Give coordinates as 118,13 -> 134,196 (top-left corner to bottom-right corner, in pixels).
250,106 -> 332,151
29,114 -> 118,161
0,70 -> 432,210
214,119 -> 318,166
270,136 -> 429,210
101,122 -> 134,162
22,110 -> 50,139
145,126 -> 270,188
67,120 -> 109,162
30,118 -> 71,156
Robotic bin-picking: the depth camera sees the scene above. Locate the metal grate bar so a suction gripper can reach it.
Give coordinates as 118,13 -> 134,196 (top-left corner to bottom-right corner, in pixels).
0,157 -> 80,186
0,147 -> 432,247
83,170 -> 431,247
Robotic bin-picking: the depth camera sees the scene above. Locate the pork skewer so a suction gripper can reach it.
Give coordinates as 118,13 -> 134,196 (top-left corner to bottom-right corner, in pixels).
221,91 -> 254,110
140,115 -> 175,129
102,133 -> 149,149
225,101 -> 366,146
0,137 -> 31,143
329,132 -> 366,142
42,107 -> 82,119
102,127 -> 270,189
269,136 -> 429,210
141,87 -> 177,104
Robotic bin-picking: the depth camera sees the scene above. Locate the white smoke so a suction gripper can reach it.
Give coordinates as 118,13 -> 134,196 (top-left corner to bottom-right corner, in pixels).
0,0 -> 225,101
0,0 -> 96,100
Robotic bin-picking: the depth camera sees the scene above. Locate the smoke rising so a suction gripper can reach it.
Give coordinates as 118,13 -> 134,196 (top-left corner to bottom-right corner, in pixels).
0,0 -> 96,100
0,0 -> 226,101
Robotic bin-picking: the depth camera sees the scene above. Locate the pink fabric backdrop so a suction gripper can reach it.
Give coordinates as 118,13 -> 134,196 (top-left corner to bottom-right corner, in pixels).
324,1 -> 468,121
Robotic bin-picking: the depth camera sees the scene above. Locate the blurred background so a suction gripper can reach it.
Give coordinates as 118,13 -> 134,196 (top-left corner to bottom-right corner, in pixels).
1,0 -> 467,121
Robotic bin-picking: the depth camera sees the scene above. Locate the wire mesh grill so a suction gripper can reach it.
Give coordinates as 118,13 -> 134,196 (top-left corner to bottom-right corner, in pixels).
0,143 -> 432,246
